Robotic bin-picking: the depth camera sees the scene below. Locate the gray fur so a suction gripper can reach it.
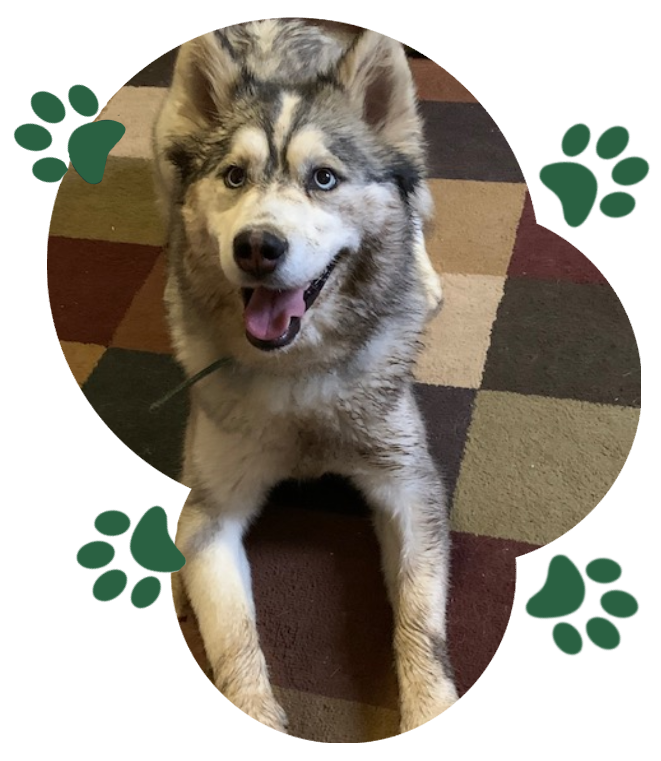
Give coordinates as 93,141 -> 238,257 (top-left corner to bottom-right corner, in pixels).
154,19 -> 456,734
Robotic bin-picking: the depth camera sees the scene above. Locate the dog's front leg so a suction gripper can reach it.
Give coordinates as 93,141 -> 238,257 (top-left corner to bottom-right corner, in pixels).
176,498 -> 288,732
174,406 -> 289,732
353,453 -> 458,733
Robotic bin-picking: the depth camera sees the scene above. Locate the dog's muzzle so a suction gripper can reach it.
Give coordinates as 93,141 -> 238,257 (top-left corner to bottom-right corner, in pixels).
241,255 -> 340,352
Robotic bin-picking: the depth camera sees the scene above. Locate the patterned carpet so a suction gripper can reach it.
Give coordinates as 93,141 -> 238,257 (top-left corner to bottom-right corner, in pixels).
49,43 -> 640,742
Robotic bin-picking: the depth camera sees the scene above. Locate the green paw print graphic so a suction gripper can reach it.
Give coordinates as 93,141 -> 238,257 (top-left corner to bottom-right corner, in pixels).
14,86 -> 125,184
527,555 -> 638,653
77,507 -> 185,608
540,125 -> 649,226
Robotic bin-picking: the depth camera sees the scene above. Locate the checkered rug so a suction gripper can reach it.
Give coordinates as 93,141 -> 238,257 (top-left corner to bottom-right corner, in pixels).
49,46 -> 640,742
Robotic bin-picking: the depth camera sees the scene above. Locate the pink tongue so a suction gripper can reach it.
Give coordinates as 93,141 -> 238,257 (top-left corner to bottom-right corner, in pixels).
244,286 -> 307,341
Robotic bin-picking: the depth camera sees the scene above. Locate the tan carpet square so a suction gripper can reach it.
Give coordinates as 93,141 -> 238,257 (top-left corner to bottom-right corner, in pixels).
60,341 -> 105,386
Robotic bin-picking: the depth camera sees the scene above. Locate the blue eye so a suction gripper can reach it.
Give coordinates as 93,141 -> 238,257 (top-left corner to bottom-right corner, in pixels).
224,166 -> 246,188
311,167 -> 338,191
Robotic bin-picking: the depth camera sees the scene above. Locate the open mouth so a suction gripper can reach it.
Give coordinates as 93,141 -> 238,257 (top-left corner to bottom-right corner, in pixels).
241,258 -> 338,351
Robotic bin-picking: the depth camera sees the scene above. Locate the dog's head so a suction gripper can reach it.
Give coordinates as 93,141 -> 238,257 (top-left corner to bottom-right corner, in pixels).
158,21 -> 430,362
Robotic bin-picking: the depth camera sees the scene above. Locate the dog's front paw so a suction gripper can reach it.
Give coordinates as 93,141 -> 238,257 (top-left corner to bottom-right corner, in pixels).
254,700 -> 289,735
226,688 -> 289,733
399,678 -> 458,733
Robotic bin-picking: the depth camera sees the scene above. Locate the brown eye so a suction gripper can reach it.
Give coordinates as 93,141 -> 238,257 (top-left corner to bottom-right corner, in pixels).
224,166 -> 246,188
311,167 -> 338,191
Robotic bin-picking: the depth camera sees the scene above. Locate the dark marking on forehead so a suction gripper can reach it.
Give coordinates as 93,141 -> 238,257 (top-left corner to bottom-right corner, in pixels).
261,108 -> 278,180
226,81 -> 300,180
166,67 -> 422,200
231,77 -> 357,176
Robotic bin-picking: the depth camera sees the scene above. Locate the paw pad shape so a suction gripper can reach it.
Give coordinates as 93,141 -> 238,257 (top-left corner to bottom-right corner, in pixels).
14,86 -> 125,184
77,507 -> 185,608
540,125 -> 649,226
527,555 -> 638,654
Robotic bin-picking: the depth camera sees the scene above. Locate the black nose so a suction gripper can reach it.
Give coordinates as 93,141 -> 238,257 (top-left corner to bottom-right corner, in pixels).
233,229 -> 288,276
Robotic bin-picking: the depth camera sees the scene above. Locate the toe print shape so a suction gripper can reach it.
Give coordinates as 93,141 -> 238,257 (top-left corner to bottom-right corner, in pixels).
77,507 -> 185,608
541,125 -> 649,226
14,85 -> 125,184
527,556 -> 639,653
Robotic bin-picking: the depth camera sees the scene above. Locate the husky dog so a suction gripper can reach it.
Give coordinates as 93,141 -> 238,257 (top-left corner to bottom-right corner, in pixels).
153,19 -> 455,734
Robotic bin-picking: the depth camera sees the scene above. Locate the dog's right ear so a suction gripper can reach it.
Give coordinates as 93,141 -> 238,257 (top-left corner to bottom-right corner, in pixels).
168,31 -> 242,131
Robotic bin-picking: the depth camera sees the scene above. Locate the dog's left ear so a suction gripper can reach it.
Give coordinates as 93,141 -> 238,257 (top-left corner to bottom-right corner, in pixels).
336,31 -> 423,153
